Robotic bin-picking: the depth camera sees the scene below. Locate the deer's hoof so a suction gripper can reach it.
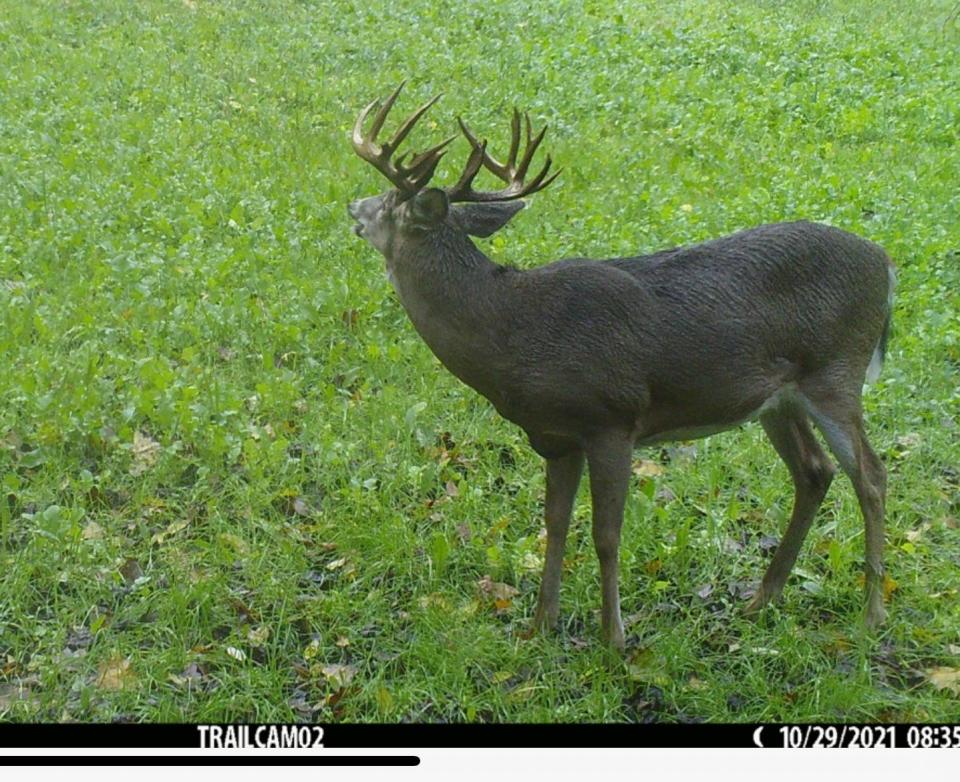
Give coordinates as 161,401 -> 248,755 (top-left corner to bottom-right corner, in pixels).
524,607 -> 558,639
743,588 -> 773,617
601,625 -> 626,653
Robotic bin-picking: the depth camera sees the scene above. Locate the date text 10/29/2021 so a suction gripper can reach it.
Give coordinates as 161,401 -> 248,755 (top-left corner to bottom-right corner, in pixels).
769,725 -> 960,749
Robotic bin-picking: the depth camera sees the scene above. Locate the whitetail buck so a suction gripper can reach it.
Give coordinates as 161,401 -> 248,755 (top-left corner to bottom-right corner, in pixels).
348,84 -> 896,649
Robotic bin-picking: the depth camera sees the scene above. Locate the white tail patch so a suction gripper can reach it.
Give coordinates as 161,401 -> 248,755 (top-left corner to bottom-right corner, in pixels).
865,347 -> 883,384
865,263 -> 897,385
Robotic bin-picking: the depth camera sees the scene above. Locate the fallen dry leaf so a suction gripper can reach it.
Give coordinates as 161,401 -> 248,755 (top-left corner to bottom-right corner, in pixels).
860,570 -> 899,603
633,459 -> 665,477
320,663 -> 357,689
218,532 -> 249,556
493,597 -> 513,613
167,662 -> 205,688
247,625 -> 271,647
904,522 -> 931,543
883,574 -> 898,601
0,681 -> 39,711
926,667 -> 960,695
225,646 -> 246,662
130,431 -> 161,476
119,558 -> 144,585
418,592 -> 450,610
892,432 -> 922,459
96,655 -> 136,691
82,521 -> 104,541
151,519 -> 189,546
477,576 -> 519,601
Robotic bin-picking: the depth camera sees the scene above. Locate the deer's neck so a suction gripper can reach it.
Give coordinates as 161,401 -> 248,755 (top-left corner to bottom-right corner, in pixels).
386,230 -> 511,398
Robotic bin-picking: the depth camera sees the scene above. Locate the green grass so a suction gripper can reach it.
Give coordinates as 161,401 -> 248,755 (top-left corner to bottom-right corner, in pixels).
1,0 -> 959,723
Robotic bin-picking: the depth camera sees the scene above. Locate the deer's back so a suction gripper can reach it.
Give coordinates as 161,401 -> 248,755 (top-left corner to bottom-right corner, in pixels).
495,221 -> 892,448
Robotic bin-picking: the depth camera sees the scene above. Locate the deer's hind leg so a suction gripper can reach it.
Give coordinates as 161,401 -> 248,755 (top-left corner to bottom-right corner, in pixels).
746,408 -> 836,614
799,381 -> 888,628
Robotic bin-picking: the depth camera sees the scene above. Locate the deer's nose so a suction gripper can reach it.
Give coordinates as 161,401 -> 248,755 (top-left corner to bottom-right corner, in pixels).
348,201 -> 360,219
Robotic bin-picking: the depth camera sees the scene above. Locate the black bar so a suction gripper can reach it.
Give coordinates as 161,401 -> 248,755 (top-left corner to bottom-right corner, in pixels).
0,722 -> 762,748
1,723 -> 957,749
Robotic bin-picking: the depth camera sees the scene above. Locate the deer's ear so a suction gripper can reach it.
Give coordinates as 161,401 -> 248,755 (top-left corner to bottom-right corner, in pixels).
451,201 -> 525,237
407,188 -> 449,228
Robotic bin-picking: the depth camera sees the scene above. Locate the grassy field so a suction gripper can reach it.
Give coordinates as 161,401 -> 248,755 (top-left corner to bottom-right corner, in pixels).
1,0 -> 959,723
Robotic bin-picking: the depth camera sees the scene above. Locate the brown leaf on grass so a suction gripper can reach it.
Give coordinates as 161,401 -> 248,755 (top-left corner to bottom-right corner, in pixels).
444,480 -> 459,498
856,573 -> 898,602
218,532 -> 249,556
695,583 -> 714,600
320,663 -> 357,689
247,625 -> 271,647
150,519 -> 189,546
759,534 -> 780,552
0,680 -> 39,711
168,662 -> 206,688
632,459 -> 665,477
96,655 -> 136,691
417,593 -> 450,610
892,432 -> 922,459
82,521 -> 104,541
1,656 -> 18,677
926,667 -> 960,695
119,558 -> 144,585
455,522 -> 472,543
904,522 -> 932,543
130,431 -> 161,476
477,576 -> 519,601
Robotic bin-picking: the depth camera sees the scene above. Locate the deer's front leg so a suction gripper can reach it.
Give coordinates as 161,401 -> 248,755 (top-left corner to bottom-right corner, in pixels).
531,450 -> 585,633
587,434 -> 634,651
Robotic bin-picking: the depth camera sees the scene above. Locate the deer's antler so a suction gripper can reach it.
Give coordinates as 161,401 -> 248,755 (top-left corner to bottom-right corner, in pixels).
352,82 -> 455,196
445,109 -> 561,203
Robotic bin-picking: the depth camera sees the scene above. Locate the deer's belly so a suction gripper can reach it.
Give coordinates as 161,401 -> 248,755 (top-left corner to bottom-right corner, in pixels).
636,383 -> 802,446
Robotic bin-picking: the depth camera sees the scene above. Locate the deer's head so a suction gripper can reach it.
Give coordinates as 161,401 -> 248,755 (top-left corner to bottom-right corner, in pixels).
348,83 -> 559,259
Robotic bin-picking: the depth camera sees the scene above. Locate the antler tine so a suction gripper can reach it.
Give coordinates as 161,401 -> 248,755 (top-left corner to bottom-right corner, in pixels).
445,137 -> 488,200
351,83 -> 446,194
368,81 -> 406,143
521,154 -> 560,194
401,134 -> 456,175
447,110 -> 560,202
396,134 -> 456,189
383,93 -> 443,155
506,109 -> 522,175
514,115 -> 547,181
352,98 -> 381,153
